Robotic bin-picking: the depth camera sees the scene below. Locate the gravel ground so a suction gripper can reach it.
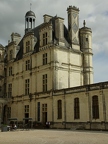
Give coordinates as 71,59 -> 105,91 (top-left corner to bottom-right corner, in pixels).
0,129 -> 108,144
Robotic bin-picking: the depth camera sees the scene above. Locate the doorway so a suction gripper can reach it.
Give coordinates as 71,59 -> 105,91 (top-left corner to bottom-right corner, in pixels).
42,104 -> 47,124
42,112 -> 47,124
25,113 -> 29,124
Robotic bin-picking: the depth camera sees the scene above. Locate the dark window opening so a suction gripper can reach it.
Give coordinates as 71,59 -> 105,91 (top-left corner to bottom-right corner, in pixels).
74,98 -> 80,119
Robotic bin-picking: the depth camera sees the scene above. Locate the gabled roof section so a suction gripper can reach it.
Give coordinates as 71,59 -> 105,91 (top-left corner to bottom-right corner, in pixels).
15,38 -> 23,61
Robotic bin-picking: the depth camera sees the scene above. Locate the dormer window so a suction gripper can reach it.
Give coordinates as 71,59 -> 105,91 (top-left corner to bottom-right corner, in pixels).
43,32 -> 47,46
9,50 -> 13,60
26,41 -> 30,53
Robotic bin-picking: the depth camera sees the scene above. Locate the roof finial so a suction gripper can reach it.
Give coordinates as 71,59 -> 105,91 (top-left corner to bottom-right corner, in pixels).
83,20 -> 86,27
30,3 -> 32,11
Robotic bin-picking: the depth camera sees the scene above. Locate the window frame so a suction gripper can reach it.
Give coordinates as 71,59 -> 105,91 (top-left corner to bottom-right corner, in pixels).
74,97 -> 80,119
37,102 -> 40,121
57,100 -> 62,119
43,74 -> 47,92
25,79 -> 30,95
43,32 -> 48,46
92,95 -> 99,119
43,53 -> 47,65
25,105 -> 29,113
26,41 -> 30,53
9,66 -> 12,76
42,104 -> 47,112
25,59 -> 30,71
8,83 -> 12,98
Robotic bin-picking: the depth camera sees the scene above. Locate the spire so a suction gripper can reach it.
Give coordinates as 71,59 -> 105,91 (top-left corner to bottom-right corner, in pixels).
83,20 -> 86,27
30,3 -> 32,11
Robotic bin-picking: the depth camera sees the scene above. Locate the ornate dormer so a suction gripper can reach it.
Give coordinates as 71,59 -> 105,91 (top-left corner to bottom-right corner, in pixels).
7,33 -> 21,62
39,15 -> 53,51
7,41 -> 15,62
23,31 -> 36,57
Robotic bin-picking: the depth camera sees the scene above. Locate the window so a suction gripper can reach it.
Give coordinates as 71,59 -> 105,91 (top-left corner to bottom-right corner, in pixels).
8,84 -> 12,98
92,96 -> 99,119
43,53 -> 47,65
7,107 -> 11,118
43,32 -> 47,46
25,79 -> 30,95
25,60 -> 30,70
37,102 -> 40,121
24,105 -> 29,123
57,100 -> 62,119
74,98 -> 80,119
43,74 -> 47,92
42,104 -> 47,112
86,37 -> 88,41
9,66 -> 12,76
9,50 -> 13,60
25,105 -> 29,113
26,41 -> 30,52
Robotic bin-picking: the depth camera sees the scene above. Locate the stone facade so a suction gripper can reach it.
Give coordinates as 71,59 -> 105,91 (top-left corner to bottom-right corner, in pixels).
0,5 -> 107,130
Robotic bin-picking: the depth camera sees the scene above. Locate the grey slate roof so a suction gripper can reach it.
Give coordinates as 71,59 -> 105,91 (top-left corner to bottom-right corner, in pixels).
15,16 -> 73,61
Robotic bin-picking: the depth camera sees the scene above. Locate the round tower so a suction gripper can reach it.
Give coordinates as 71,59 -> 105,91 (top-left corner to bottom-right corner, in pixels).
25,10 -> 36,34
79,20 -> 93,85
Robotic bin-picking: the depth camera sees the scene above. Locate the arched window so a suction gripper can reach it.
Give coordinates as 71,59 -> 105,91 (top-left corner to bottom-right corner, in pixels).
74,98 -> 80,119
57,100 -> 62,119
92,95 -> 99,119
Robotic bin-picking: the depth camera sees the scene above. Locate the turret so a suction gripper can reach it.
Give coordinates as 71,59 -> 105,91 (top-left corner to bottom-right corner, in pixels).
25,10 -> 36,34
79,20 -> 93,85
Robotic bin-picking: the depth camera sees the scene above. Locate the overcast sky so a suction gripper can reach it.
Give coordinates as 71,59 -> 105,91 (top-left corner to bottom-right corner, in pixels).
0,0 -> 108,83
